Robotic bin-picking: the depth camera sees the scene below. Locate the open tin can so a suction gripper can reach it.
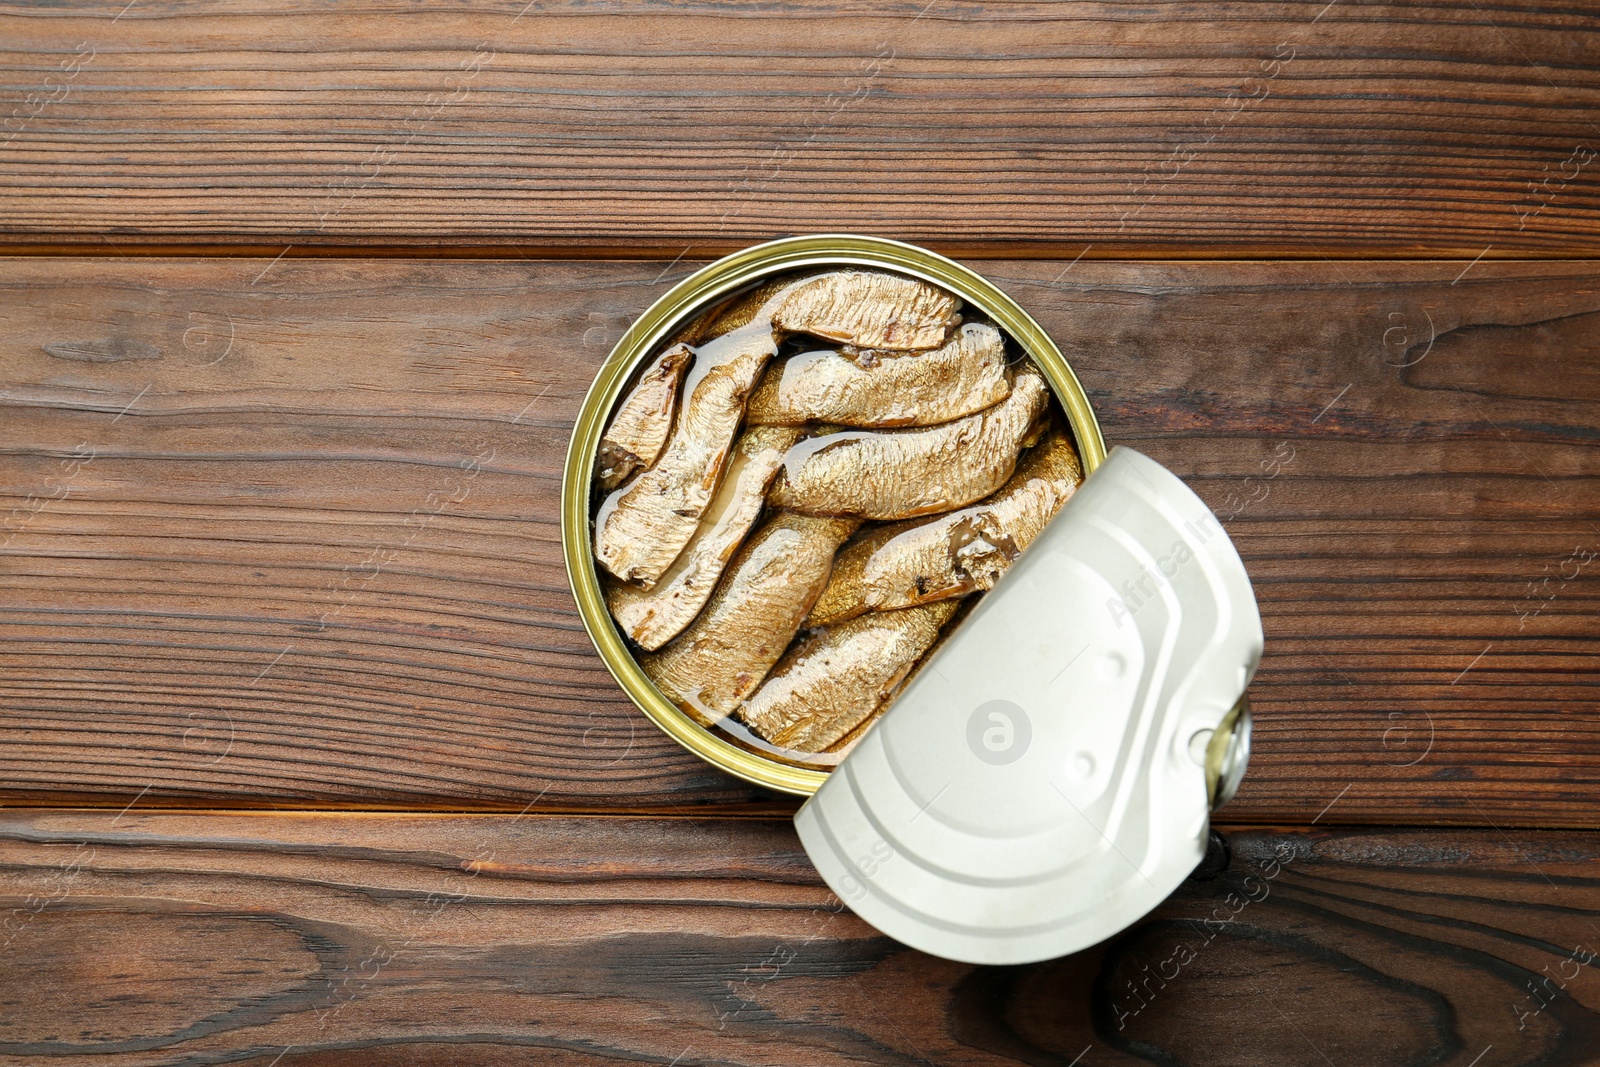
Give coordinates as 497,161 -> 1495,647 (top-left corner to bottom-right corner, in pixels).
562,235 -> 1261,963
562,234 -> 1109,795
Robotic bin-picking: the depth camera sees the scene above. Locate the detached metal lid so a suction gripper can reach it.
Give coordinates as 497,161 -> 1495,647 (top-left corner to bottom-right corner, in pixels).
794,447 -> 1263,965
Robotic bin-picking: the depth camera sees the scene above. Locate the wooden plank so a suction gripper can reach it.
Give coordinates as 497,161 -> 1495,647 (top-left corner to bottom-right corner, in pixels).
1,257 -> 1596,823
3,1 -> 1600,254
2,810 -> 1600,1065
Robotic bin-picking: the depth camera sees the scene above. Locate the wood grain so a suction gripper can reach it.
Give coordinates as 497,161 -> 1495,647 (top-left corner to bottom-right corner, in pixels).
3,810 -> 1600,1066
1,256 -> 1597,823
4,1 -> 1600,254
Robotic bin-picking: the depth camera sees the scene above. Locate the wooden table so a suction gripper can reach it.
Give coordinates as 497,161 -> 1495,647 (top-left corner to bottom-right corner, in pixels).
2,3 -> 1598,1064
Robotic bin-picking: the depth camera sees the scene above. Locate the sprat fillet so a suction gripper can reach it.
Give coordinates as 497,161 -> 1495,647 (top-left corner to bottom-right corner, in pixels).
593,299 -> 732,491
738,600 -> 959,753
769,270 -> 961,350
767,370 -> 1049,521
642,513 -> 859,720
805,428 -> 1083,627
607,424 -> 802,651
595,345 -> 692,490
714,270 -> 961,350
746,322 -> 1010,428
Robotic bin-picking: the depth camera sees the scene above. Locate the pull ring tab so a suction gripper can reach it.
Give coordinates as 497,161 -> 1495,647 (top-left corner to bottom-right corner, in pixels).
1206,694 -> 1253,810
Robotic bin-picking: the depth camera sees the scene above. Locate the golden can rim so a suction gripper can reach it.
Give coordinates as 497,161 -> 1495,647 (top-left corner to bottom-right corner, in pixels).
561,234 -> 1110,796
